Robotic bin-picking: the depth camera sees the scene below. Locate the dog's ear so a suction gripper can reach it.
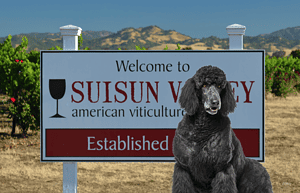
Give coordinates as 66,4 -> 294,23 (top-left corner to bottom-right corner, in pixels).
179,78 -> 199,115
220,81 -> 236,115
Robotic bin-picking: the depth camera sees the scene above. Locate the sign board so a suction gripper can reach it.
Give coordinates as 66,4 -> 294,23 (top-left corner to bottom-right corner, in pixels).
40,50 -> 265,162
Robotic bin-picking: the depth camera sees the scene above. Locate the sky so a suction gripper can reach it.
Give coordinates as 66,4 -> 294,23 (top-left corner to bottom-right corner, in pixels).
0,0 -> 299,40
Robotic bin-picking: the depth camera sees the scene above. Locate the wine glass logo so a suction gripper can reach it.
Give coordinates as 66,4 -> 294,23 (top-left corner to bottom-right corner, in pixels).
49,79 -> 66,118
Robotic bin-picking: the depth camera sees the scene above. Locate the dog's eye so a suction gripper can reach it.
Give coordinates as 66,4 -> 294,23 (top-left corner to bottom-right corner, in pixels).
218,85 -> 221,88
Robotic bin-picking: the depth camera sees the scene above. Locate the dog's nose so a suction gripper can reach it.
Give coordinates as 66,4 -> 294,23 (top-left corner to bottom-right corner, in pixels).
211,99 -> 219,106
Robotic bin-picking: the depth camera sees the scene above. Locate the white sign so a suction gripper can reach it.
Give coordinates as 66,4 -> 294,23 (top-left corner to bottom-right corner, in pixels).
40,50 -> 265,162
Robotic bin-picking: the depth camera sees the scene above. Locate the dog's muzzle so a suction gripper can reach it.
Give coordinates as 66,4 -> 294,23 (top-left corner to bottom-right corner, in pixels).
204,86 -> 221,115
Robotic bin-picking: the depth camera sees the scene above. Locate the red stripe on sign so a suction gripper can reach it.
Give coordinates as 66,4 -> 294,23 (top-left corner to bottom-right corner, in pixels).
45,129 -> 260,157
232,129 -> 260,157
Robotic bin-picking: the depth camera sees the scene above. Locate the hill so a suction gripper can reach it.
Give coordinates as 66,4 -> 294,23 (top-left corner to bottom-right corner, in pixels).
0,25 -> 300,57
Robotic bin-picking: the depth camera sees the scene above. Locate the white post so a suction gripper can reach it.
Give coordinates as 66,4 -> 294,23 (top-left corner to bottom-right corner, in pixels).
226,24 -> 246,50
59,24 -> 82,193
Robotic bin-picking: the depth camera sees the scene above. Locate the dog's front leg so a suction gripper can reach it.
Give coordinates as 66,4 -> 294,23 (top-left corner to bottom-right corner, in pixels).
172,162 -> 199,193
211,164 -> 238,193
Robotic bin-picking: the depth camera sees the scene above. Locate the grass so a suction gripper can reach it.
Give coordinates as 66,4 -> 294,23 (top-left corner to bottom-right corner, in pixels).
0,126 -> 40,152
0,126 -> 174,192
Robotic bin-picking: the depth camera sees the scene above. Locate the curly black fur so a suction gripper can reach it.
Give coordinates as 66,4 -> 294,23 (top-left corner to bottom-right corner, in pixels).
172,65 -> 273,193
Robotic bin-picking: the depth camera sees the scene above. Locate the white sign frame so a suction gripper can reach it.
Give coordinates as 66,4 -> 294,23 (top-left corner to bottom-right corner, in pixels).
40,50 -> 265,162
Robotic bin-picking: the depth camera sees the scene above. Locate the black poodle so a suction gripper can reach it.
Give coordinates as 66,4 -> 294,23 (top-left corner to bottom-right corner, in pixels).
172,65 -> 273,193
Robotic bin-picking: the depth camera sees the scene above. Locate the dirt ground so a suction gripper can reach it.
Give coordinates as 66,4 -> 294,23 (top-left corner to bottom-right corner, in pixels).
0,90 -> 300,192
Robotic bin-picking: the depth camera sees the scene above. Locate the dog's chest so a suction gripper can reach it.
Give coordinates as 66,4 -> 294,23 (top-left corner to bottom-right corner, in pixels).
173,116 -> 234,172
198,128 -> 233,159
188,126 -> 232,156
174,125 -> 233,164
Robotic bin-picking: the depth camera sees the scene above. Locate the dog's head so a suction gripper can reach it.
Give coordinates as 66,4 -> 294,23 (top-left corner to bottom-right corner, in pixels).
179,65 -> 236,116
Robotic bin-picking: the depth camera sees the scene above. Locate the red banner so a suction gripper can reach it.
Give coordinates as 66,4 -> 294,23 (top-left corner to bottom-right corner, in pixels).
46,129 -> 259,158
